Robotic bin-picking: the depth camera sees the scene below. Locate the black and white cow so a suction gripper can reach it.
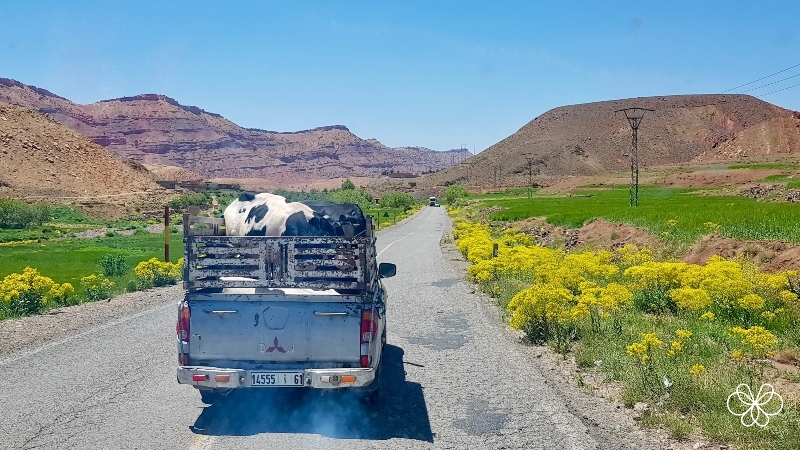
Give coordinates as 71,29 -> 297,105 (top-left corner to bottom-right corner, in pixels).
224,192 -> 336,236
299,200 -> 367,237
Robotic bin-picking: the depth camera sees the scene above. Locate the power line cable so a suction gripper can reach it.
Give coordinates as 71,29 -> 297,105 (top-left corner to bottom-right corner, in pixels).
739,72 -> 800,94
721,63 -> 800,93
758,82 -> 800,97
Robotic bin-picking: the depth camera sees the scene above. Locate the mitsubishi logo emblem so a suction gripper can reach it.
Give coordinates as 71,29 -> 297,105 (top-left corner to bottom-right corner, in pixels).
266,337 -> 286,353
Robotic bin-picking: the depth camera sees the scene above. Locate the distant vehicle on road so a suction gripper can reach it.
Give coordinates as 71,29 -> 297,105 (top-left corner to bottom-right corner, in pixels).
429,196 -> 437,206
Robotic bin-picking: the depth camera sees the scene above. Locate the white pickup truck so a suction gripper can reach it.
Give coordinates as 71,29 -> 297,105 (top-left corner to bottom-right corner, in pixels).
175,214 -> 395,403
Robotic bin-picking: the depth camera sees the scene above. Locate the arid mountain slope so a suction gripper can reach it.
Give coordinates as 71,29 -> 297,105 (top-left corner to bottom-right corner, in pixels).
0,78 -> 470,182
420,94 -> 800,188
0,102 -> 166,216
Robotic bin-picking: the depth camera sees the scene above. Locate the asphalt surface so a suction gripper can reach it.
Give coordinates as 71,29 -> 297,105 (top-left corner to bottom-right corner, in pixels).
0,207 -> 667,449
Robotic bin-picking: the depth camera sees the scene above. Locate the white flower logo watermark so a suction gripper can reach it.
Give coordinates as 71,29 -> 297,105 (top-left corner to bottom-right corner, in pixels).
726,383 -> 784,428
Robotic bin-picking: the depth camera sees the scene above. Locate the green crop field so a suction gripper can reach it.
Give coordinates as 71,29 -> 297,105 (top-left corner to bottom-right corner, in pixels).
468,186 -> 800,243
729,163 -> 800,170
0,232 -> 184,285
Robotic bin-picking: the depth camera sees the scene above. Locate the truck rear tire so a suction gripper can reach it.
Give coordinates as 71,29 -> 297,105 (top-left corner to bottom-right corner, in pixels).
199,389 -> 228,404
357,356 -> 382,404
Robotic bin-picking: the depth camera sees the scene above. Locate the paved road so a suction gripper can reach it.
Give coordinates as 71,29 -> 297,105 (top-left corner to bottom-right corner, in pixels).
0,207 -> 662,449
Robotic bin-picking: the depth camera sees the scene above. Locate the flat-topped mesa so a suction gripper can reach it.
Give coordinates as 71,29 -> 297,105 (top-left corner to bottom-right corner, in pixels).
99,94 -> 223,118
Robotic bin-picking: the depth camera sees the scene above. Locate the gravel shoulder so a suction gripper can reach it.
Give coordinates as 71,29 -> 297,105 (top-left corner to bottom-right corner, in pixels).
0,285 -> 183,363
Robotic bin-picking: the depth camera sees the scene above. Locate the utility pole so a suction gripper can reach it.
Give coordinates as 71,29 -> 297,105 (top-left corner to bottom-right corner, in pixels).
616,108 -> 654,207
523,155 -> 536,199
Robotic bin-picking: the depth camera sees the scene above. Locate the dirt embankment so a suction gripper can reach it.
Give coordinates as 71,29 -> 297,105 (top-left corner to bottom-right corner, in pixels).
508,217 -> 800,272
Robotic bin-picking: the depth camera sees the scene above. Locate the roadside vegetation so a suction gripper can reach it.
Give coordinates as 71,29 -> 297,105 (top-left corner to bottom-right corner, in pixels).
449,185 -> 800,449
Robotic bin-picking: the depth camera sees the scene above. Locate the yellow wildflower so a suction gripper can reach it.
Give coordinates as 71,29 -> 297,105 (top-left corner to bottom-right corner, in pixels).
689,364 -> 706,375
667,340 -> 683,357
675,329 -> 692,340
627,332 -> 663,363
700,312 -> 715,321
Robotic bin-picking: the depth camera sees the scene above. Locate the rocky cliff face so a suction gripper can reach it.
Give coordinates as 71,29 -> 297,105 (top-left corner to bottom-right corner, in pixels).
0,78 -> 470,183
420,94 -> 800,188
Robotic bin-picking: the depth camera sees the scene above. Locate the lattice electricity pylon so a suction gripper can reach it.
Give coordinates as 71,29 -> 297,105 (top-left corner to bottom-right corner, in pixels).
615,107 -> 654,207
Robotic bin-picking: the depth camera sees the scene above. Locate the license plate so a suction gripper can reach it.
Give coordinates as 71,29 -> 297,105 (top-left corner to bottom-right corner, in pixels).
250,372 -> 304,387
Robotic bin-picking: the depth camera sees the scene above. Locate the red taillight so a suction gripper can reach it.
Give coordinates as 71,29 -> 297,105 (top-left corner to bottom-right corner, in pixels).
179,353 -> 189,365
177,302 -> 190,343
361,355 -> 370,368
360,309 -> 378,344
192,374 -> 206,382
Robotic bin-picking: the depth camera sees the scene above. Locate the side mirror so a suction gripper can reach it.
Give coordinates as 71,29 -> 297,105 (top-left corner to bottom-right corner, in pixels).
378,263 -> 396,278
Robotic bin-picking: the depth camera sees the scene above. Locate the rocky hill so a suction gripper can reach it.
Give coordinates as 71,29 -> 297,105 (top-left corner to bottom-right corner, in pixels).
420,94 -> 800,188
0,101 -> 166,217
0,78 -> 471,183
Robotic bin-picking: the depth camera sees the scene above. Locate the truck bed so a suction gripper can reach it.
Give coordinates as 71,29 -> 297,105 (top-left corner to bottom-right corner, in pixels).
182,214 -> 378,294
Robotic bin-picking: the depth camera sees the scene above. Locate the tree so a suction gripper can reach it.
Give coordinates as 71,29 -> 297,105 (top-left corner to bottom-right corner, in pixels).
379,192 -> 415,210
341,179 -> 356,190
328,188 -> 373,209
445,184 -> 469,204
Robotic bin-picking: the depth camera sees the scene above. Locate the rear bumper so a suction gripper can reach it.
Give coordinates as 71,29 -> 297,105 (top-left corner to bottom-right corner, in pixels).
177,365 -> 376,389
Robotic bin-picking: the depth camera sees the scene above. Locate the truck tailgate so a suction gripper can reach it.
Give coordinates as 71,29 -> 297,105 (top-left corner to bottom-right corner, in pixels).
188,298 -> 362,364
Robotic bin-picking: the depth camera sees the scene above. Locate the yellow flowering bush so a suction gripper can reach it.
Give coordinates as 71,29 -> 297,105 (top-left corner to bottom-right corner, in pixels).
453,222 -> 493,263
613,244 -> 654,269
508,283 -> 576,329
624,261 -> 689,291
737,293 -> 765,311
81,274 -> 115,301
700,311 -> 715,321
469,245 -> 557,282
730,326 -> 778,358
134,258 -> 184,288
670,287 -> 712,310
0,267 -> 74,314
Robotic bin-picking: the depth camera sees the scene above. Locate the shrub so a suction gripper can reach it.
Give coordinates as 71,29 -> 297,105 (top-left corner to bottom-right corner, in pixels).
169,193 -> 209,209
81,274 -> 115,301
134,258 -> 184,288
99,254 -> 129,277
445,184 -> 469,204
0,199 -> 50,228
0,267 -> 74,315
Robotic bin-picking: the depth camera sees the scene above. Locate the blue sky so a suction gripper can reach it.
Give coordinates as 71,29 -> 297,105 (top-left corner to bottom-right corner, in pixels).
1,1 -> 798,152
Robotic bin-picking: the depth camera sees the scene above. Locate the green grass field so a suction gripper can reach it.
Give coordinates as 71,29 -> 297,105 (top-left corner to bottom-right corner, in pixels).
729,163 -> 800,170
472,186 -> 800,243
0,232 -> 184,285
